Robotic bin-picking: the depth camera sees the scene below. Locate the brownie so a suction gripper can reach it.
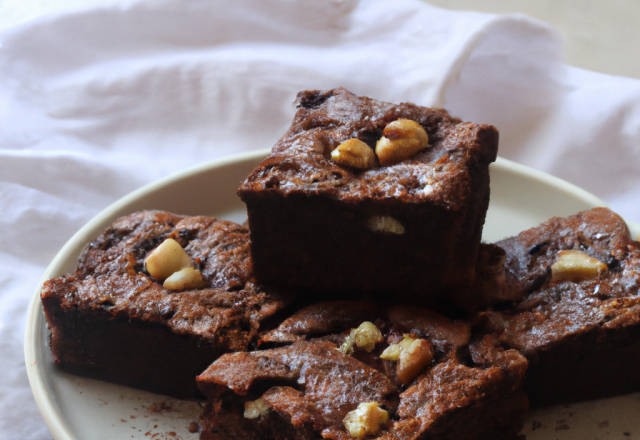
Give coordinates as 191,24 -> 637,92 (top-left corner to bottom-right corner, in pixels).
197,301 -> 528,440
40,211 -> 291,398
476,207 -> 640,407
238,88 -> 499,310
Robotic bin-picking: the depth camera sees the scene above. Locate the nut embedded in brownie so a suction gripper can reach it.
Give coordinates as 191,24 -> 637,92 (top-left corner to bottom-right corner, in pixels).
40,211 -> 291,399
476,207 -> 640,407
197,301 -> 528,440
238,88 -> 499,312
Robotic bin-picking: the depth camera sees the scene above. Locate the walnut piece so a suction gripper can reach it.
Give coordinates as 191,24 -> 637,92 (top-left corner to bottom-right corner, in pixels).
367,216 -> 405,235
380,334 -> 416,361
339,333 -> 356,356
343,402 -> 389,438
331,138 -> 376,170
375,119 -> 429,166
340,321 -> 383,354
551,250 -> 606,283
244,397 -> 270,419
381,335 -> 433,384
397,338 -> 433,384
163,267 -> 206,291
352,321 -> 383,352
145,238 -> 193,281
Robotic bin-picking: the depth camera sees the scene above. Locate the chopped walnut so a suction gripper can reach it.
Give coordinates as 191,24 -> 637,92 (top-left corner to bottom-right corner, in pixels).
379,342 -> 402,361
551,250 -> 606,283
397,338 -> 433,384
145,238 -> 193,281
380,334 -> 413,361
244,397 -> 270,419
375,119 -> 429,166
163,267 -> 206,291
343,402 -> 389,438
381,335 -> 433,384
340,322 -> 383,355
331,138 -> 376,170
367,216 -> 405,235
339,333 -> 356,356
353,322 -> 384,352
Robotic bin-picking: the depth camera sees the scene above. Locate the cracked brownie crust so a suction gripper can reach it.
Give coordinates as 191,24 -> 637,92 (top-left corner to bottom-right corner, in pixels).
41,211 -> 290,398
197,301 -> 527,440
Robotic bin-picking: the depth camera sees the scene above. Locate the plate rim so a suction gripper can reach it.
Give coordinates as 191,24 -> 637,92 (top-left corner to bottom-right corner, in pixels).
24,151 -> 608,440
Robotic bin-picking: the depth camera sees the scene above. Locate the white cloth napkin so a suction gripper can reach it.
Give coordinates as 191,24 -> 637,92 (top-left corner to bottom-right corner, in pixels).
1,0 -> 639,438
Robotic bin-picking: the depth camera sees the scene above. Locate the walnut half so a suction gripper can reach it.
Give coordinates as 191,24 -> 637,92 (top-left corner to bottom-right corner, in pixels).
145,238 -> 206,291
145,238 -> 193,281
375,119 -> 429,166
331,138 -> 376,170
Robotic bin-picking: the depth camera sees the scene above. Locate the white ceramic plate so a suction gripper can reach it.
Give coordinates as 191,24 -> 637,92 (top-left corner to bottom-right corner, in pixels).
25,150 -> 640,440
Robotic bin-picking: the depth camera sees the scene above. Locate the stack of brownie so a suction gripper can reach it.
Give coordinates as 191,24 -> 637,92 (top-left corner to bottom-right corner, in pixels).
41,88 -> 640,439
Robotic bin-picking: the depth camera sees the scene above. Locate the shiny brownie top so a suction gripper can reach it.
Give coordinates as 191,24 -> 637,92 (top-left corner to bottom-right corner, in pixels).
239,88 -> 498,210
41,211 -> 289,348
478,208 -> 640,353
197,301 -> 527,440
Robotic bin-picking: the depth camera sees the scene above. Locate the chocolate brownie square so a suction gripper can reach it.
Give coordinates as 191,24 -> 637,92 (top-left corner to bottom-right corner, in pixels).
477,207 -> 640,407
238,88 -> 499,310
41,211 -> 290,398
197,301 -> 528,440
